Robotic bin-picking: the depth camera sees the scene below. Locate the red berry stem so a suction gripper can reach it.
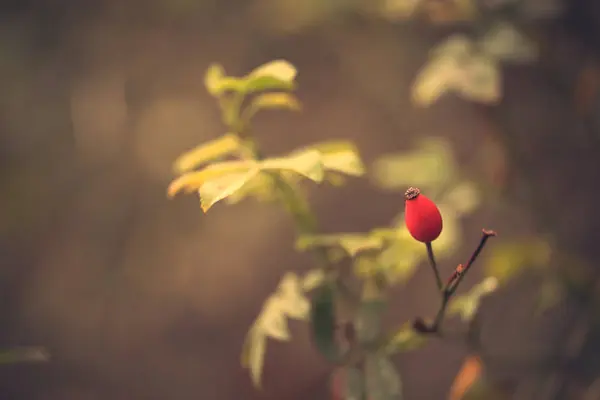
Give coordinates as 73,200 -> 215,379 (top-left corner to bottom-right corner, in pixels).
425,242 -> 443,292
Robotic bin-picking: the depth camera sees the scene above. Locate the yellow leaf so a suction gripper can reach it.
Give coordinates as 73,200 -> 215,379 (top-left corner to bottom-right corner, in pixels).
250,92 -> 301,112
485,239 -> 551,284
198,168 -> 260,212
302,140 -> 365,176
412,55 -> 457,106
241,327 -> 267,388
478,22 -> 538,63
449,355 -> 482,400
172,133 -> 241,174
167,161 -> 253,198
248,59 -> 297,82
455,54 -> 502,104
379,0 -> 421,21
301,269 -> 325,291
257,295 -> 291,341
260,150 -> 325,182
204,63 -> 245,95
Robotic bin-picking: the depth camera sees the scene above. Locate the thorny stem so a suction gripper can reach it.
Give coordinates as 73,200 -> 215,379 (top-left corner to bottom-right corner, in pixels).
419,229 -> 497,334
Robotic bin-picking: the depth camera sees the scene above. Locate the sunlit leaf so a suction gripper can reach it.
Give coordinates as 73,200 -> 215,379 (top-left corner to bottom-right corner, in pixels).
241,327 -> 267,387
412,55 -> 458,106
258,295 -> 292,341
243,60 -> 297,93
331,367 -> 365,400
455,54 -> 502,104
248,92 -> 301,113
276,272 -> 310,320
198,168 -> 260,212
479,22 -> 538,63
167,160 -> 252,198
261,150 -> 325,182
365,353 -> 403,400
449,355 -> 482,400
172,133 -> 241,174
224,172 -> 278,204
302,269 -> 326,291
204,64 -> 245,95
485,238 -> 552,284
430,34 -> 473,60
0,347 -> 49,364
385,322 -> 428,354
311,282 -> 345,362
371,137 -> 457,190
448,277 -> 498,322
301,140 -> 365,177
379,0 -> 421,20
296,233 -> 385,257
442,182 -> 480,216
432,205 -> 462,257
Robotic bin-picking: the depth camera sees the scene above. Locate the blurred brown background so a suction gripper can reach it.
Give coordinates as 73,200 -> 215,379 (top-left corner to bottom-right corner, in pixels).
1,0 -> 600,399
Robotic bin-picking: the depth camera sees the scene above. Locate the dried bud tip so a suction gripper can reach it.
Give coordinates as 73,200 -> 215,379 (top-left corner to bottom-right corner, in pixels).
482,229 -> 497,237
404,187 -> 421,200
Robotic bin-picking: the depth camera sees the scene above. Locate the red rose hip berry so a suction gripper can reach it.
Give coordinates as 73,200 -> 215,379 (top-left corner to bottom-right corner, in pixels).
404,187 -> 443,243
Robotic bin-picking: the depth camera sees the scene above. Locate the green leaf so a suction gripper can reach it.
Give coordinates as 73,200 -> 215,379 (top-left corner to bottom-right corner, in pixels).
448,277 -> 499,322
296,233 -> 385,258
260,150 -> 325,182
257,295 -> 292,341
310,282 -> 346,363
454,54 -> 501,104
198,168 -> 260,212
241,327 -> 267,388
306,140 -> 365,177
411,54 -> 457,106
275,272 -> 310,320
355,299 -> 387,346
243,60 -> 297,93
0,347 -> 49,364
385,322 -> 428,354
331,367 -> 365,400
167,160 -> 253,198
224,172 -> 278,204
365,354 -> 403,400
430,34 -> 473,59
248,92 -> 301,113
204,64 -> 245,96
302,269 -> 326,291
370,137 -> 456,191
485,239 -> 551,284
478,22 -> 538,64
442,181 -> 480,216
172,133 -> 241,174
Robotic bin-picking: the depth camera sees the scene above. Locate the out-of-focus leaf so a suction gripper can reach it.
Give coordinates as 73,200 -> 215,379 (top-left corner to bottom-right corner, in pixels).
204,64 -> 245,95
246,92 -> 301,115
535,278 -> 564,316
448,277 -> 499,322
311,282 -> 345,362
430,35 -> 473,59
302,269 -> 326,292
224,172 -> 277,204
376,239 -> 421,283
172,133 -> 241,174
331,367 -> 365,400
296,233 -> 385,258
198,169 -> 260,212
385,322 -> 428,354
243,60 -> 297,92
442,182 -> 480,216
258,296 -> 292,341
378,0 -> 421,21
371,137 -> 456,190
241,327 -> 267,387
275,272 -> 310,320
424,0 -> 476,24
0,347 -> 49,364
485,239 -> 552,284
428,205 -> 461,258
449,355 -> 482,400
411,54 -> 458,106
302,140 -> 365,177
455,54 -> 502,104
355,299 -> 387,345
261,150 -> 325,182
478,22 -> 538,63
365,353 -> 403,400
